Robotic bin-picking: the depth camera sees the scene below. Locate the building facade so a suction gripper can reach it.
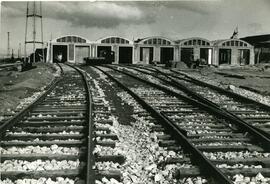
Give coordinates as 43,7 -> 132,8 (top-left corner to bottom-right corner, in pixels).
212,39 -> 254,65
46,35 -> 255,66
93,36 -> 134,64
241,34 -> 270,64
176,37 -> 213,65
133,36 -> 176,64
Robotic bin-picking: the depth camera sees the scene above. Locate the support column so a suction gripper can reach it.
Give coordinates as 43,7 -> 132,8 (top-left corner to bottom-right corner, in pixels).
68,44 -> 75,63
155,46 -> 160,62
249,48 -> 255,65
213,48 -> 219,66
231,48 -> 238,65
135,45 -> 140,64
174,46 -> 179,61
179,46 -> 182,62
92,45 -> 97,57
194,47 -> 200,61
89,45 -> 92,57
113,45 -> 118,64
47,42 -> 52,63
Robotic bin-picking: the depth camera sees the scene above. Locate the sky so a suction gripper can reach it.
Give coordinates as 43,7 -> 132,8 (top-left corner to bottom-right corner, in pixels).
1,0 -> 270,56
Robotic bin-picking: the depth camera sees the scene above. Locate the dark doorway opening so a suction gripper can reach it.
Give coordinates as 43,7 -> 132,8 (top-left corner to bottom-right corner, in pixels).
238,49 -> 250,65
200,48 -> 212,65
160,47 -> 174,65
119,47 -> 133,64
97,46 -> 114,63
53,45 -> 67,63
255,48 -> 270,63
140,47 -> 153,64
181,48 -> 194,63
219,49 -> 231,65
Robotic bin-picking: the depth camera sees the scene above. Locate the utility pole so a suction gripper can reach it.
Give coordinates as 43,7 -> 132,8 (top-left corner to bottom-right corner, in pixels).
7,32 -> 10,58
18,43 -> 21,58
11,49 -> 14,59
24,1 -> 44,63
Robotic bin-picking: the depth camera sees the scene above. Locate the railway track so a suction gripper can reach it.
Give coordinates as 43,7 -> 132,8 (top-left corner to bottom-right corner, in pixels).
117,65 -> 270,139
91,65 -> 270,184
0,64 -> 123,184
129,65 -> 270,135
0,62 -> 23,72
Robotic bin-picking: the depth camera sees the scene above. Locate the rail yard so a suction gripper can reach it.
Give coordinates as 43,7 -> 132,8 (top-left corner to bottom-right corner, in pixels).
0,63 -> 269,184
2,0 -> 270,183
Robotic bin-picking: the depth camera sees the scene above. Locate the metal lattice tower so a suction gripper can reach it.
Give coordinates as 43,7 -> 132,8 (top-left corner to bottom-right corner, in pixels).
24,1 -> 44,63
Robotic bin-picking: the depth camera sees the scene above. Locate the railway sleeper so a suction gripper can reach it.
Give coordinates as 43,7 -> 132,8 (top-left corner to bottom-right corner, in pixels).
159,140 -> 177,147
18,121 -> 85,126
163,157 -> 270,168
170,167 -> 270,178
25,116 -> 85,121
1,140 -> 85,147
183,128 -> 232,132
0,154 -> 84,162
197,145 -> 264,152
0,169 -> 84,180
95,155 -> 126,164
32,108 -> 86,112
190,137 -> 251,143
40,101 -> 87,105
95,170 -> 122,181
95,119 -> 113,126
0,154 -> 126,165
4,134 -> 84,140
34,105 -> 87,109
96,140 -> 115,148
95,133 -> 118,140
30,112 -> 85,116
44,97 -> 86,100
221,168 -> 270,177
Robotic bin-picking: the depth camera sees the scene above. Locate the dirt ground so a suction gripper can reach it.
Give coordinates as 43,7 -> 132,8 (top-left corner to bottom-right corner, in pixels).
0,62 -> 58,115
177,64 -> 270,96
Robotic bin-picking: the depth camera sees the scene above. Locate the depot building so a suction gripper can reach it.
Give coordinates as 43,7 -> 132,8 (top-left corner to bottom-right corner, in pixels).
46,35 -> 254,66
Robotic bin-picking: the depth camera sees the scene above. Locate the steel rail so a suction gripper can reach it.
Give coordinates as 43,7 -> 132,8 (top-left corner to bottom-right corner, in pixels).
94,65 -> 234,184
171,69 -> 270,112
0,65 -> 63,138
66,64 -> 94,184
0,62 -> 23,69
104,65 -> 270,151
131,67 -> 270,140
0,62 -> 23,71
0,63 -> 94,183
56,63 -> 64,74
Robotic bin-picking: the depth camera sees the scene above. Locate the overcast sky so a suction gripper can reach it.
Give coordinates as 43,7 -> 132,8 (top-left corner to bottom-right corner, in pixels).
1,0 -> 270,56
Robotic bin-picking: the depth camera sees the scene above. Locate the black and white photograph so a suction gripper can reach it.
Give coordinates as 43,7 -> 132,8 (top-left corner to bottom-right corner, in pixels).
0,0 -> 270,183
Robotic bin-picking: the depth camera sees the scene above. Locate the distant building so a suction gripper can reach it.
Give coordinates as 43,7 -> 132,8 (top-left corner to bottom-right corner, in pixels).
212,39 -> 254,65
46,35 -> 91,63
134,36 -> 175,65
241,34 -> 270,64
46,34 -> 255,66
175,37 -> 213,65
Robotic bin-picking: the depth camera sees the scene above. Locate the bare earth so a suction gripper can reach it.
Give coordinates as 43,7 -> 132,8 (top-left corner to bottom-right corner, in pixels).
179,65 -> 270,95
0,63 -> 57,115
